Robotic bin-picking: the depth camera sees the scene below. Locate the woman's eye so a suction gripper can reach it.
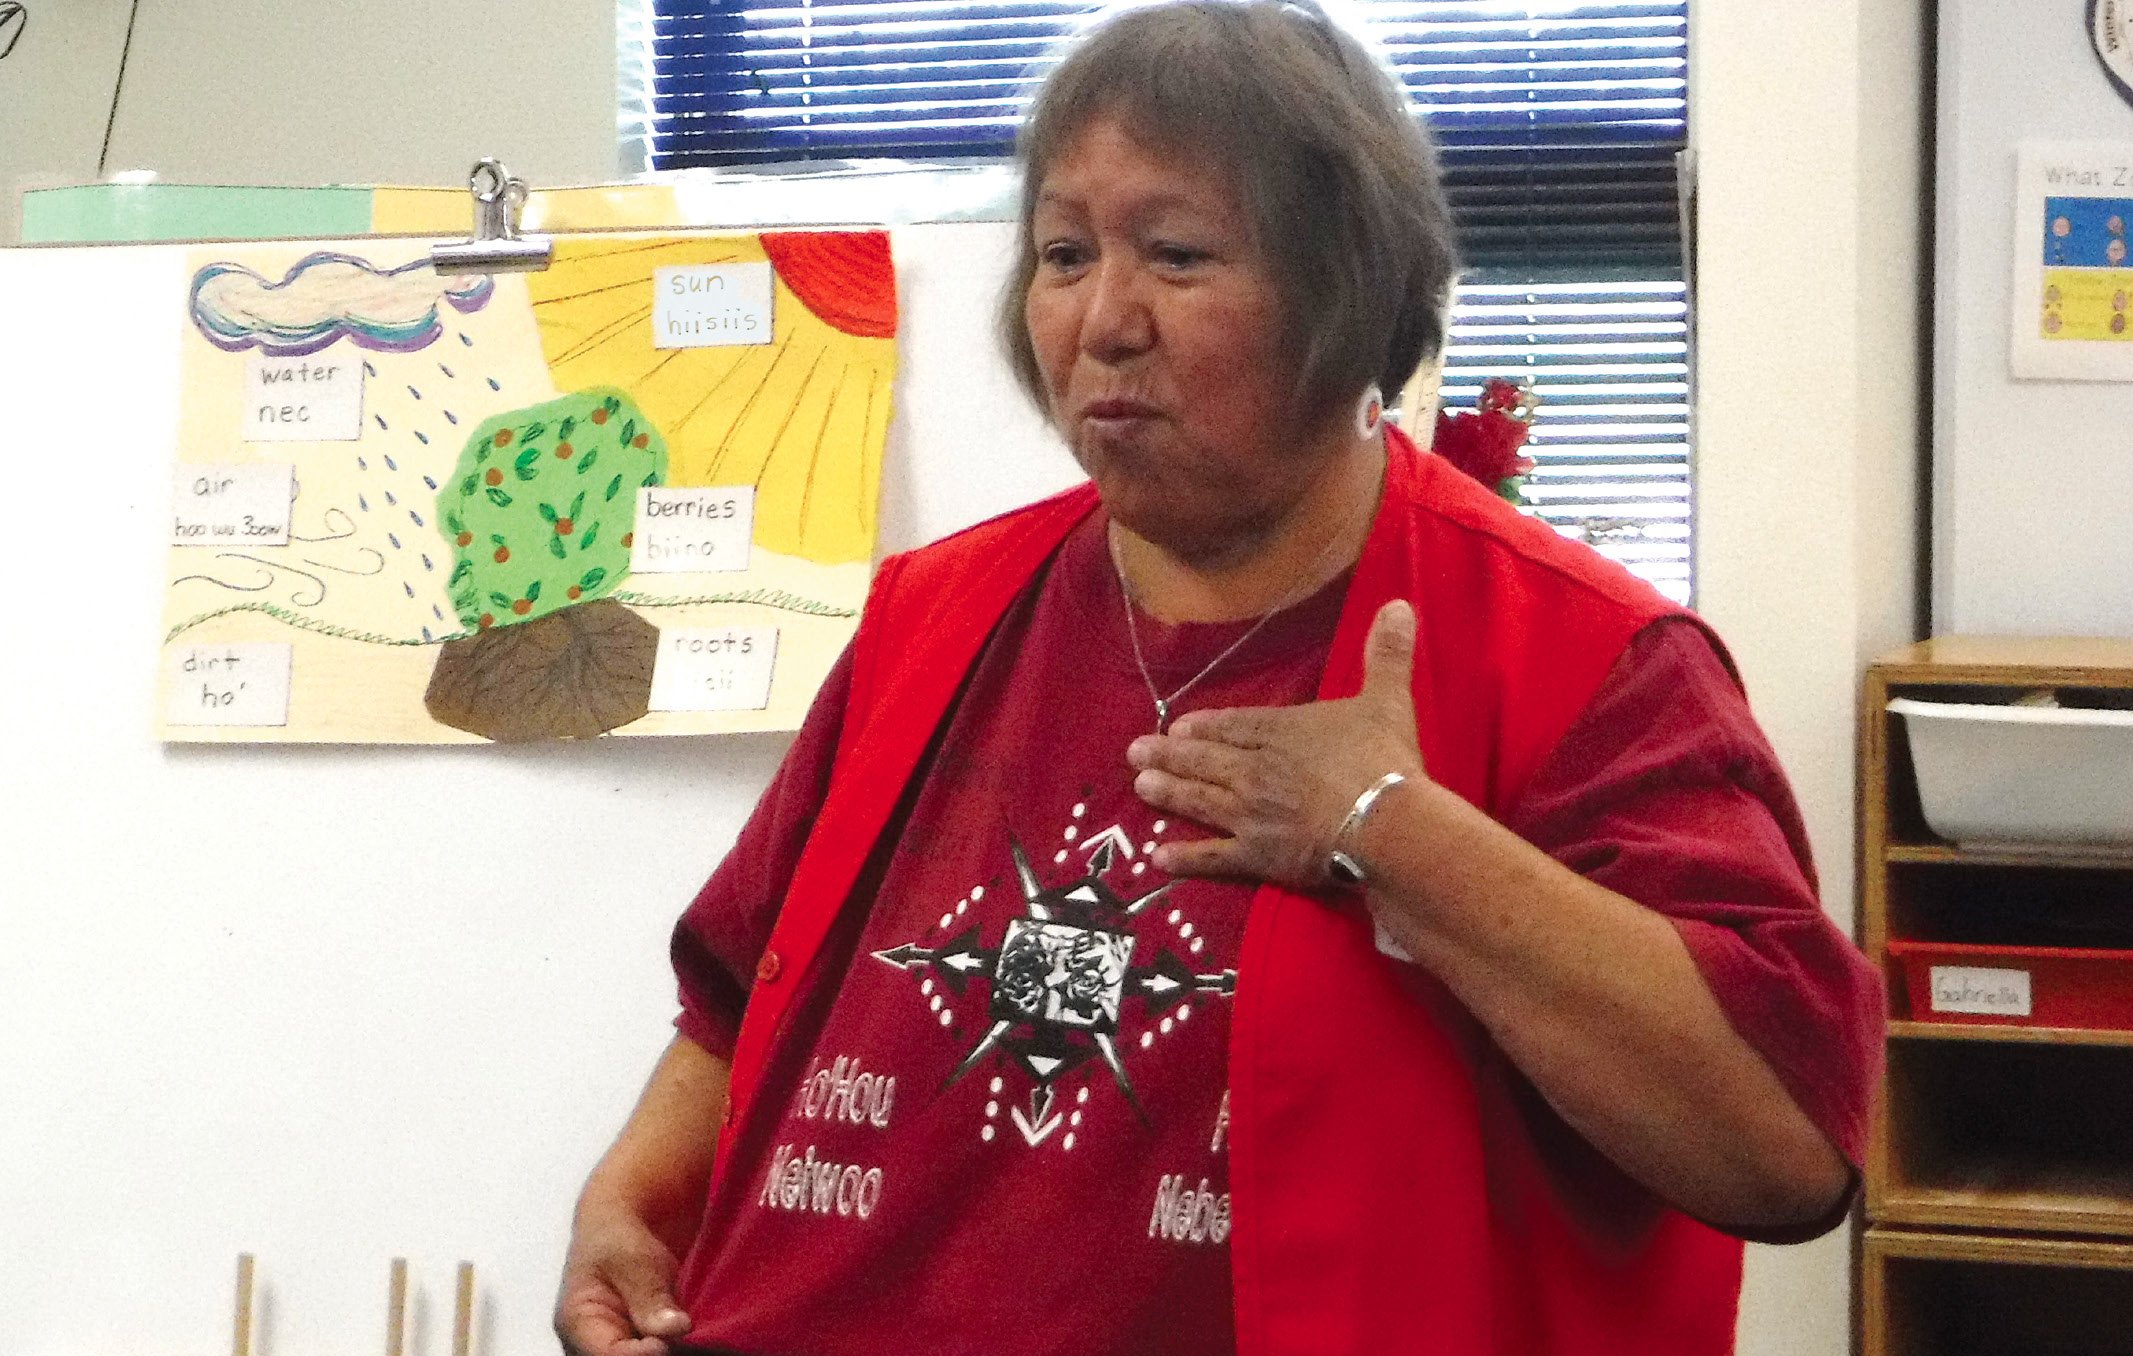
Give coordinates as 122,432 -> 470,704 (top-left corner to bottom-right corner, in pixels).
1039,241 -> 1089,271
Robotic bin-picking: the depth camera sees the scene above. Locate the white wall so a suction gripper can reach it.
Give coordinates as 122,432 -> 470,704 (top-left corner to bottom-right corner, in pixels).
1692,1 -> 1926,1353
0,223 -> 1074,1356
0,0 -> 618,243
1933,0 -> 2133,635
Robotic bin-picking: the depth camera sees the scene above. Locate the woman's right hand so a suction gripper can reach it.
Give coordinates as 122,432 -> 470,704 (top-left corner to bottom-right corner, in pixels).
554,1035 -> 730,1356
553,1191 -> 693,1356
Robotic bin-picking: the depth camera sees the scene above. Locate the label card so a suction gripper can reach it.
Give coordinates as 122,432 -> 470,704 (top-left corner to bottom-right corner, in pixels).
632,487 -> 754,573
172,463 -> 295,547
649,627 -> 779,712
164,643 -> 294,727
653,263 -> 775,349
1928,965 -> 2034,1017
242,351 -> 364,441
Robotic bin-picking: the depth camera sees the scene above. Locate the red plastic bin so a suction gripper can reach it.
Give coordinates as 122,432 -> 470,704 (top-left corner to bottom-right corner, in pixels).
1888,939 -> 2133,1031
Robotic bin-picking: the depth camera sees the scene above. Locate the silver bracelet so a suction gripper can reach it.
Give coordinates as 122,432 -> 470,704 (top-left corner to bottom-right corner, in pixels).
1325,772 -> 1407,888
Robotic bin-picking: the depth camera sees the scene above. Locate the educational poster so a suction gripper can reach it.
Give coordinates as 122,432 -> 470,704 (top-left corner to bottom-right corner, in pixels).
2011,142 -> 2133,380
160,231 -> 898,742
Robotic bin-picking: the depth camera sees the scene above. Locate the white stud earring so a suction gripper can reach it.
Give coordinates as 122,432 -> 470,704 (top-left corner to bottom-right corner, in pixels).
1355,384 -> 1384,439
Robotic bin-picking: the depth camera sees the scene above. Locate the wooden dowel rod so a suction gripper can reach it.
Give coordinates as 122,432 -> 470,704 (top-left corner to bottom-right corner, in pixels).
385,1257 -> 408,1356
231,1253 -> 255,1356
452,1260 -> 474,1356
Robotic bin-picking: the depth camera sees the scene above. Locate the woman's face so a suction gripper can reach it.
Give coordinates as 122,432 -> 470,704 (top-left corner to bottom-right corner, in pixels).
1024,116 -> 1334,561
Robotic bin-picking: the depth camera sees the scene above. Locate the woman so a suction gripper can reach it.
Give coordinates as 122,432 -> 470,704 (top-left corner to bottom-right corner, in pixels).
556,4 -> 1880,1354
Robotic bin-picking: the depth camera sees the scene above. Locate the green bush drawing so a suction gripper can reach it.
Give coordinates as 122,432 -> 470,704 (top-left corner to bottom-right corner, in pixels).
437,388 -> 667,634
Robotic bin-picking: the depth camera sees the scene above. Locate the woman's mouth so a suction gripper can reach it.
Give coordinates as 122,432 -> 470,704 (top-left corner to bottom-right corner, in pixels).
1081,398 -> 1162,429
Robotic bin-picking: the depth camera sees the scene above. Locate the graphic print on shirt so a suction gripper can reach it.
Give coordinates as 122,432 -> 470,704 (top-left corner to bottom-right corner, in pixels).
758,1052 -> 897,1221
869,801 -> 1237,1151
1149,1091 -> 1233,1247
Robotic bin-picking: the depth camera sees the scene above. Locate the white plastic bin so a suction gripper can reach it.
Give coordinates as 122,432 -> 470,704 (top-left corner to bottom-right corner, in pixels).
1888,698 -> 2133,847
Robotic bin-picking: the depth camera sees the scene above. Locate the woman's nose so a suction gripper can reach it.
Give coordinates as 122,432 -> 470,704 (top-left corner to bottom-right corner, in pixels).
1080,256 -> 1155,362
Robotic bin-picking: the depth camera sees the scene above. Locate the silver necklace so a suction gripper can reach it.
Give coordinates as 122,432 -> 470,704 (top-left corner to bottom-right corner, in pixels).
1109,515 -> 1360,735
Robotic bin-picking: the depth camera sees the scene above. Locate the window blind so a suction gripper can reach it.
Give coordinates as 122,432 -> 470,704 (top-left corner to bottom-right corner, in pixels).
1439,280 -> 1690,603
641,0 -> 1692,597
648,2 -> 1683,266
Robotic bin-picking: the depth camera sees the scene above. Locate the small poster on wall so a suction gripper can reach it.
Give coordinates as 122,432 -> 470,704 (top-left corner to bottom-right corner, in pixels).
2011,141 -> 2133,380
160,230 -> 899,743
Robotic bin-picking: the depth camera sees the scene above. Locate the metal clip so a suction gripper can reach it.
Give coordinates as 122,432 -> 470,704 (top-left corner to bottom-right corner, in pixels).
431,158 -> 552,274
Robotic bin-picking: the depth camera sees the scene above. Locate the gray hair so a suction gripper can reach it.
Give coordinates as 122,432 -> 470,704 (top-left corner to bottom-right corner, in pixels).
999,0 -> 1459,425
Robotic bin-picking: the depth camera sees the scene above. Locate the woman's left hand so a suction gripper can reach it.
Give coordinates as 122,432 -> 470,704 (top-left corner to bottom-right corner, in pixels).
1128,600 -> 1428,890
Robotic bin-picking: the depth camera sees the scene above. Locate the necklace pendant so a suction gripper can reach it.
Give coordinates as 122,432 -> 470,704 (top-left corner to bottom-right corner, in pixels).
1154,698 -> 1171,735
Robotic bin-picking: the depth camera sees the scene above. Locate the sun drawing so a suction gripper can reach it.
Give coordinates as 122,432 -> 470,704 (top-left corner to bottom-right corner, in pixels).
525,233 -> 899,566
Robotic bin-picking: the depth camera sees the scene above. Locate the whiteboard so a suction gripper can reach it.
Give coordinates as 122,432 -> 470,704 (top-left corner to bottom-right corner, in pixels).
1934,1 -> 2133,635
0,222 -> 1079,1356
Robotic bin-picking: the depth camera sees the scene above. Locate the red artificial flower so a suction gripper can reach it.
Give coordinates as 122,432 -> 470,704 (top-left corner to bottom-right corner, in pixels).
1432,377 -> 1537,501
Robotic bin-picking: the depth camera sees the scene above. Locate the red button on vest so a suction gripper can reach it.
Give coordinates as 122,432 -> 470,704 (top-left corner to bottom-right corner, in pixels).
754,950 -> 782,983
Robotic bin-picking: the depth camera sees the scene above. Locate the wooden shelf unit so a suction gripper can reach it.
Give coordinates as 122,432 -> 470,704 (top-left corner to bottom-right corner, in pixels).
1860,637 -> 2133,1356
1888,1020 -> 2133,1048
1863,1229 -> 2133,1356
1885,843 -> 2133,870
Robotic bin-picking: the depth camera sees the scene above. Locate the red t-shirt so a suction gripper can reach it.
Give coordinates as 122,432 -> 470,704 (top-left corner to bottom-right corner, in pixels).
668,513 -> 1876,1356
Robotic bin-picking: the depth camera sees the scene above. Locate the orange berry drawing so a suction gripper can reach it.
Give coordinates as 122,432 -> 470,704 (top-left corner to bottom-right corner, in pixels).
511,598 -> 533,616
456,531 -> 473,547
478,612 -> 495,630
591,408 -> 609,425
493,546 -> 510,563
632,433 -> 649,449
494,429 -> 513,447
484,467 -> 503,486
555,441 -> 573,459
567,585 -> 583,600
555,517 -> 574,535
620,532 -> 634,547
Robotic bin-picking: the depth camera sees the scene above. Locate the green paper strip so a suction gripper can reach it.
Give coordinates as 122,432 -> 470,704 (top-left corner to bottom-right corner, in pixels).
21,184 -> 374,244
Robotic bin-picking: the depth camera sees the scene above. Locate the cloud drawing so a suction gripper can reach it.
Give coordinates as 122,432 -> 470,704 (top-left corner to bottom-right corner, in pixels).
190,251 -> 494,357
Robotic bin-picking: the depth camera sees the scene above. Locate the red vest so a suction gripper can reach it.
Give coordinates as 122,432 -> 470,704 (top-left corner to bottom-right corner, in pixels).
720,426 -> 1743,1355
